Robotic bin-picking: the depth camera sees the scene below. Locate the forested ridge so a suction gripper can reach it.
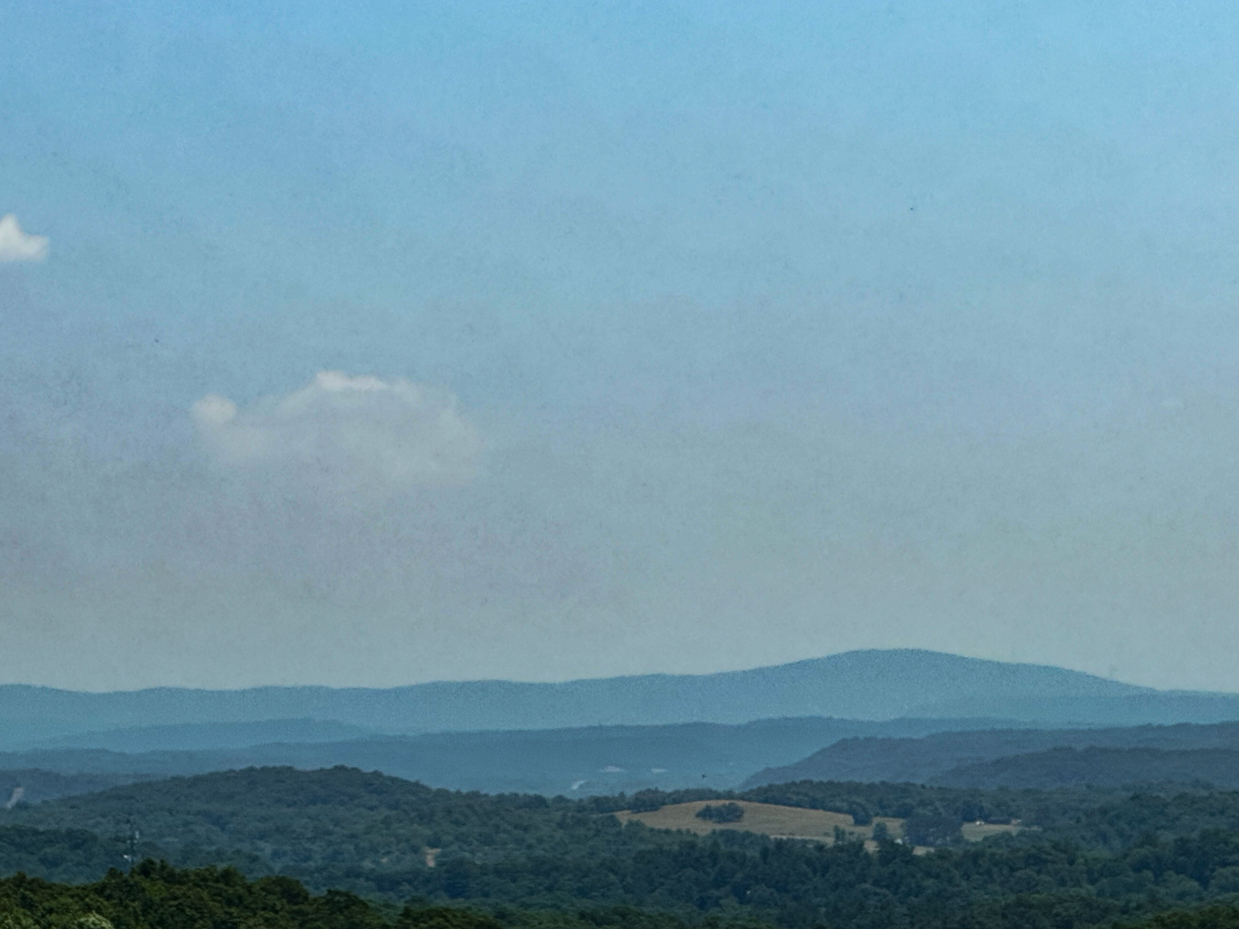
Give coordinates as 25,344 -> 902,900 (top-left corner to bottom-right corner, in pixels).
742,722 -> 1239,790
10,846 -> 1239,929
11,768 -> 1239,928
0,861 -> 708,929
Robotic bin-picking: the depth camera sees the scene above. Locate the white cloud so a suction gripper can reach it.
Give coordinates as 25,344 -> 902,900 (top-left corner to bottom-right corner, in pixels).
0,215 -> 49,262
192,372 -> 483,491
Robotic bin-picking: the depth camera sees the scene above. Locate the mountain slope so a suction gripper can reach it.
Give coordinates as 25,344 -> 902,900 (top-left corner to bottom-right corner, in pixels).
745,720 -> 1239,787
28,719 -> 378,753
932,746 -> 1239,789
2,766 -> 676,881
8,650 -> 1227,749
0,716 -> 1028,795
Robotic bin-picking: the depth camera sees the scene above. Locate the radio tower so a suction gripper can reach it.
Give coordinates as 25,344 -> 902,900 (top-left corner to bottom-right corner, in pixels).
123,817 -> 139,871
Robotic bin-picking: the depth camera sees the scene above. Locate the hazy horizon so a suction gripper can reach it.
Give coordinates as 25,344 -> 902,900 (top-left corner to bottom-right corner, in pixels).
0,647 -> 1175,696
4,2 -> 1239,692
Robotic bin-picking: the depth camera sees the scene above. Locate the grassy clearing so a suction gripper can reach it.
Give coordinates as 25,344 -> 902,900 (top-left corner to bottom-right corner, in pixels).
614,800 -> 906,844
960,821 -> 1021,842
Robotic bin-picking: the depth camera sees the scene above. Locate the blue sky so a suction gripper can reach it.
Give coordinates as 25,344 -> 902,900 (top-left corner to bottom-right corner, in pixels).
3,1 -> 1239,690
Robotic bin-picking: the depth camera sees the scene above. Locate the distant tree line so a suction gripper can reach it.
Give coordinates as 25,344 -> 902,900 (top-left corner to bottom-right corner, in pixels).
8,852 -> 1239,929
696,804 -> 744,824
13,769 -> 1239,928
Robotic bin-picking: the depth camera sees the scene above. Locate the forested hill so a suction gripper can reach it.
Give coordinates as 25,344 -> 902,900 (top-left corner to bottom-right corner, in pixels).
10,766 -> 1239,884
8,650 -> 1239,749
12,769 -> 1239,929
0,716 -> 1042,797
745,721 -> 1239,788
7,862 -> 1239,929
933,746 -> 1239,789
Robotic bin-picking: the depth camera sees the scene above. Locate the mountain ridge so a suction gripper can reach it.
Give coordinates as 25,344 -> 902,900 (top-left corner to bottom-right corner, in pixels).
2,650 -> 1233,751
743,720 -> 1239,788
0,715 -> 1040,796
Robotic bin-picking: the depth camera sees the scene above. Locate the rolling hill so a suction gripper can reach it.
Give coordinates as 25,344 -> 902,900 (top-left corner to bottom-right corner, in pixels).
0,716 -> 1028,796
26,718 -> 378,753
932,746 -> 1239,789
745,721 -> 1239,788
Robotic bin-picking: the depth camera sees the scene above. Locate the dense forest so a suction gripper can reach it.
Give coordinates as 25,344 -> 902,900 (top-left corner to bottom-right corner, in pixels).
0,861 -> 712,929
743,723 -> 1239,789
10,768 -> 1239,928
9,847 -> 1239,929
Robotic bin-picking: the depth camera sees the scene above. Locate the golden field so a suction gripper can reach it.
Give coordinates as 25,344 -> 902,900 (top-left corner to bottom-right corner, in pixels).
614,800 -> 905,844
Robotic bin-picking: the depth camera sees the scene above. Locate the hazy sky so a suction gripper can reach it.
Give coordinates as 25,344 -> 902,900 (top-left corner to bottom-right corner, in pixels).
3,1 -> 1239,691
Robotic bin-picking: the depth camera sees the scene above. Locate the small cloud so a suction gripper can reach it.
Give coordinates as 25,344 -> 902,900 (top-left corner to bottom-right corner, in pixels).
0,215 -> 49,262
192,371 -> 483,492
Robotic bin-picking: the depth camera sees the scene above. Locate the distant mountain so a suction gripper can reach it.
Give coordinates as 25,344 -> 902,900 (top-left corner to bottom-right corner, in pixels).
0,769 -> 151,806
0,716 -> 1030,796
5,650 -> 1236,750
932,746 -> 1239,790
29,719 -> 377,753
744,720 -> 1239,788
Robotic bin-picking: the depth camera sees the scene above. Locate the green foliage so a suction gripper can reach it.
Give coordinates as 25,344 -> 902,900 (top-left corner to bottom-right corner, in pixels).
902,814 -> 960,847
1048,791 -> 1239,850
397,905 -> 503,929
1118,906 -> 1239,929
936,747 -> 1239,791
0,862 -> 390,929
0,865 -> 745,929
6,838 -> 1236,929
695,805 -> 744,824
0,827 -> 129,885
8,767 -> 682,887
17,768 -> 1239,929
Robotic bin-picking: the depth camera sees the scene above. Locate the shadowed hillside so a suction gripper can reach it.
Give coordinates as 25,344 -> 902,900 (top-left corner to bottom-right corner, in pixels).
745,721 -> 1239,788
933,746 -> 1239,789
0,716 -> 1023,796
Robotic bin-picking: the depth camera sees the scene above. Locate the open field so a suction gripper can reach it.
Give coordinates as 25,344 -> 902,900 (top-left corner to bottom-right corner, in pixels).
614,799 -> 905,843
961,821 -> 1022,842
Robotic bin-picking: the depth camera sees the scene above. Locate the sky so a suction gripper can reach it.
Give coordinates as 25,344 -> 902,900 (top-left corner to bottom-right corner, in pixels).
2,0 -> 1239,692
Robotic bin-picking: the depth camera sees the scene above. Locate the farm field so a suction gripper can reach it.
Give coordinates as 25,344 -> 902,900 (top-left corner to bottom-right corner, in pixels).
614,799 -> 905,843
961,821 -> 1022,842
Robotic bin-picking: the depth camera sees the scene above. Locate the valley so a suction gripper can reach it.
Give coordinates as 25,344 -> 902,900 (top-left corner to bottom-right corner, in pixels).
6,651 -> 1239,929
